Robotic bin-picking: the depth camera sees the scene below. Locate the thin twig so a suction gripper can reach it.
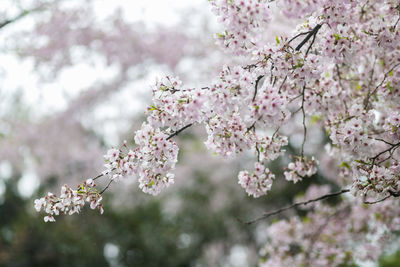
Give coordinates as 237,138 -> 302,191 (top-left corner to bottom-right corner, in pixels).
100,179 -> 113,194
305,31 -> 317,56
93,173 -> 105,181
393,3 -> 400,30
166,123 -> 193,140
365,62 -> 400,109
300,85 -> 307,158
370,137 -> 398,146
364,195 -> 391,204
370,142 -> 400,165
278,75 -> 288,93
287,31 -> 311,44
241,189 -> 350,225
0,4 -> 47,30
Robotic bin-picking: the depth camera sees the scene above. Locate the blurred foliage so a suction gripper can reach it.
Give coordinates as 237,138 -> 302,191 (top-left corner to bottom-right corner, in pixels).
1,169 -> 400,266
0,172 -> 259,267
1,142 -> 399,266
379,250 -> 400,267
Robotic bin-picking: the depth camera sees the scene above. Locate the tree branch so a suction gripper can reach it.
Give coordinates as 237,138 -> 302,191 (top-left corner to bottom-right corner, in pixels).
0,3 -> 47,30
364,195 -> 391,204
370,141 -> 400,165
364,189 -> 400,204
295,24 -> 322,52
252,75 -> 264,101
241,189 -> 350,225
300,85 -> 307,158
166,123 -> 193,140
100,179 -> 113,194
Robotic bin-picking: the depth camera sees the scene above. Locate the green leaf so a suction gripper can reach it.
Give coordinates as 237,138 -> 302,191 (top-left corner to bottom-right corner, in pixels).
275,36 -> 280,44
149,105 -> 159,111
311,115 -> 321,125
149,181 -> 155,188
354,159 -> 368,165
339,161 -> 351,170
293,62 -> 304,69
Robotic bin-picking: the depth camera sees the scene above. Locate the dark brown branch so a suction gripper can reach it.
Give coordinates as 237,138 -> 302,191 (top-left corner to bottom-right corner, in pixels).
394,16 -> 400,30
93,173 -> 105,181
255,144 -> 261,162
241,189 -> 350,225
389,189 -> 400,197
93,167 -> 116,181
364,189 -> 400,204
166,123 -> 193,140
99,179 -> 113,194
364,195 -> 391,204
365,62 -> 400,109
370,141 -> 400,165
287,30 -> 312,44
0,3 -> 47,30
295,24 -> 322,52
371,137 -> 398,146
300,85 -> 307,158
278,75 -> 288,93
393,3 -> 400,30
252,75 -> 264,101
0,10 -> 30,29
305,30 -> 317,56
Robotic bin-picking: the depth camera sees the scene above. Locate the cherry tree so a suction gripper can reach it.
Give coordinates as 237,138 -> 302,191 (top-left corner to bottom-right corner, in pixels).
33,0 -> 400,265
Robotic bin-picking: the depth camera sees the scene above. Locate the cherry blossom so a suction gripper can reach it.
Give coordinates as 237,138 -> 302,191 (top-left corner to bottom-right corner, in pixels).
238,162 -> 275,197
33,0 -> 400,265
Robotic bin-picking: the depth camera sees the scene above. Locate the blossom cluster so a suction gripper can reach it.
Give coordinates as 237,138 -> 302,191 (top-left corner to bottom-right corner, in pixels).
147,76 -> 208,131
34,179 -> 103,222
238,162 -> 275,198
205,112 -> 254,157
256,134 -> 288,162
133,123 -> 178,195
284,157 -> 318,183
210,0 -> 271,54
102,123 -> 179,196
260,186 -> 400,267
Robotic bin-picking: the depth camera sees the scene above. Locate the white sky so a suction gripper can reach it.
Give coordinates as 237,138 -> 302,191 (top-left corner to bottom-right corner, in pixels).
0,0 -> 213,117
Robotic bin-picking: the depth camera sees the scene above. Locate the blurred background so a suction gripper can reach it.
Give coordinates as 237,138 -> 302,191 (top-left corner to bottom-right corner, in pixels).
0,1 -> 399,266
